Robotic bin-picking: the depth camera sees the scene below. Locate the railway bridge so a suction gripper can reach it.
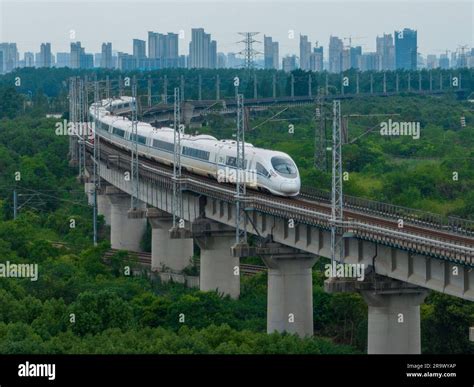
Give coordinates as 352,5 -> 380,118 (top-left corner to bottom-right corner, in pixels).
78,138 -> 474,354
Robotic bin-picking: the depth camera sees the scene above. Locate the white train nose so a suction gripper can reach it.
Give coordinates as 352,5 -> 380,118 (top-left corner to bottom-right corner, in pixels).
280,181 -> 300,194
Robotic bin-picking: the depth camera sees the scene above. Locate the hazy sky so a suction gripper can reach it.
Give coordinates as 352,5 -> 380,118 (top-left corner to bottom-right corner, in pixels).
0,0 -> 472,57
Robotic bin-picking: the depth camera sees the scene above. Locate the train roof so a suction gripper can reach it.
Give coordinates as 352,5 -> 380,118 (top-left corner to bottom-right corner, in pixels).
90,98 -> 296,161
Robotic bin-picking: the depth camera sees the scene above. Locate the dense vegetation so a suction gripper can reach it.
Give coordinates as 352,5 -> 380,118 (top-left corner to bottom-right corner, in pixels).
0,69 -> 473,354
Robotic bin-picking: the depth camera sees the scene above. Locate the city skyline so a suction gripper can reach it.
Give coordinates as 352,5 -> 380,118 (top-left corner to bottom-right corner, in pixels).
0,1 -> 472,56
1,26 -> 472,73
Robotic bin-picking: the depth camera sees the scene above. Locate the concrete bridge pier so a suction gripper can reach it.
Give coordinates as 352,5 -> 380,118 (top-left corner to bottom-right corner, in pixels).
262,251 -> 318,337
147,208 -> 193,273
361,288 -> 429,354
107,187 -> 147,251
192,218 -> 240,299
97,191 -> 111,226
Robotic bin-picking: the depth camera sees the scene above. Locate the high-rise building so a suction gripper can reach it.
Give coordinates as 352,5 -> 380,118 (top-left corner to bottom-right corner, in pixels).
282,55 -> 297,72
426,55 -> 438,69
341,48 -> 351,71
271,42 -> 279,70
101,43 -> 113,68
70,42 -> 94,69
350,46 -> 362,70
188,28 -> 217,69
329,36 -> 343,73
358,52 -> 379,71
56,52 -> 70,67
395,28 -> 417,70
133,39 -> 146,59
148,32 -> 158,59
309,46 -> 323,72
39,43 -> 51,67
264,35 -> 279,69
299,35 -> 312,70
457,51 -> 468,68
227,52 -> 242,68
117,52 -> 137,71
217,52 -> 227,68
165,33 -> 179,67
70,42 -> 83,69
81,53 -> 94,69
376,34 -> 395,70
147,31 -> 179,68
24,52 -> 35,67
94,53 -> 102,68
439,54 -> 449,69
179,55 -> 186,68
0,43 -> 19,73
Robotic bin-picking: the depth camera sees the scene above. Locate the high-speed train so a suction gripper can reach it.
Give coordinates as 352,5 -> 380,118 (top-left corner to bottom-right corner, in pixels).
89,97 -> 300,197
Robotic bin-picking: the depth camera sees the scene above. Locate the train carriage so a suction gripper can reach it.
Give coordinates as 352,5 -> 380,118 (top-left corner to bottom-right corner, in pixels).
89,97 -> 300,196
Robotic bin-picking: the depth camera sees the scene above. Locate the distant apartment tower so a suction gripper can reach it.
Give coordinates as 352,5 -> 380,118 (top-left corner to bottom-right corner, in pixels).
350,46 -> 362,70
39,43 -> 51,67
329,36 -> 343,73
94,53 -> 102,68
341,48 -> 351,71
264,35 -> 279,69
439,54 -> 449,69
167,33 -> 180,67
24,52 -> 35,67
426,55 -> 438,69
188,28 -> 217,69
81,53 -> 94,69
395,28 -> 417,70
309,46 -> 323,72
358,52 -> 380,71
0,43 -> 19,73
376,34 -> 395,70
217,52 -> 227,68
227,52 -> 243,68
299,35 -> 312,70
133,39 -> 146,59
101,43 -> 113,69
118,52 -> 137,71
148,32 -> 179,68
56,52 -> 70,68
282,55 -> 297,72
70,42 -> 83,69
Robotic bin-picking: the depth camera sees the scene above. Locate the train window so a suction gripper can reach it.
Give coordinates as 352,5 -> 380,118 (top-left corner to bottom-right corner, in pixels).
130,133 -> 147,145
256,162 -> 271,178
271,157 -> 297,177
226,156 -> 247,169
112,127 -> 125,138
226,156 -> 237,167
152,139 -> 175,152
182,146 -> 210,161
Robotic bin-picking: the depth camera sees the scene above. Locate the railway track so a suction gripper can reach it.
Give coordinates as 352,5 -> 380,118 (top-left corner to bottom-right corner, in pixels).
85,138 -> 474,263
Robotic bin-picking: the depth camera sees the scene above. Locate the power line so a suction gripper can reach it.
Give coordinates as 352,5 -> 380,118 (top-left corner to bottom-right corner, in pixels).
237,32 -> 261,70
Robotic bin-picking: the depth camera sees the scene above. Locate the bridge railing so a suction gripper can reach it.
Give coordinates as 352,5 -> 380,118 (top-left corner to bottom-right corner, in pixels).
91,143 -> 474,263
343,221 -> 474,265
300,187 -> 474,237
